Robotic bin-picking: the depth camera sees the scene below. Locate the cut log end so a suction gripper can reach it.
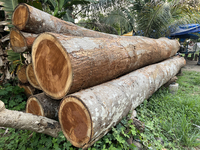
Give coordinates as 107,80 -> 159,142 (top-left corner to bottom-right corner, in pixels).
59,96 -> 92,148
26,96 -> 44,116
17,65 -> 28,83
12,4 -> 29,30
26,64 -> 41,90
10,28 -> 27,53
18,84 -> 35,98
32,33 -> 72,99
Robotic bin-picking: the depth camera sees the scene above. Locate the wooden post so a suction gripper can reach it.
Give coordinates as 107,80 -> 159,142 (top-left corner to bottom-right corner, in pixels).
58,56 -> 186,148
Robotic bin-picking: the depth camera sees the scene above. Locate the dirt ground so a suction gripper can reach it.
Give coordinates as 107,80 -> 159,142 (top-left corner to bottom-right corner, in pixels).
182,58 -> 200,72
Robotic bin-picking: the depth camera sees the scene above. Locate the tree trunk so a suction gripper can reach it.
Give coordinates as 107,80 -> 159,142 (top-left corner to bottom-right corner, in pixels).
26,64 -> 41,90
32,33 -> 180,99
26,93 -> 60,119
58,56 -> 186,148
12,3 -> 117,38
10,28 -> 37,53
18,83 -> 35,98
17,64 -> 28,83
0,100 -> 61,137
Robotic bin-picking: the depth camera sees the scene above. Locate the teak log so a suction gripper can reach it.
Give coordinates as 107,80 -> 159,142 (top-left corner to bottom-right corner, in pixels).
12,3 -> 116,38
58,56 -> 186,148
26,64 -> 41,90
26,93 -> 60,119
17,64 -> 28,83
0,100 -> 61,137
18,83 -> 35,98
32,32 -> 180,99
10,28 -> 37,53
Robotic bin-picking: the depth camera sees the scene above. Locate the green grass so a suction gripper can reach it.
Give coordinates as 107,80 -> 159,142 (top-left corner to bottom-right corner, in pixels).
136,71 -> 200,149
0,70 -> 200,150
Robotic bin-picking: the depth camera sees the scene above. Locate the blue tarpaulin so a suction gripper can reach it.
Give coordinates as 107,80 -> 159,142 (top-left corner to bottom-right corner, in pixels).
170,24 -> 200,36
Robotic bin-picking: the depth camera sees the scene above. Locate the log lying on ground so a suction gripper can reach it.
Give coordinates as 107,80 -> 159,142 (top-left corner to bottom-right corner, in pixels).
0,100 -> 61,137
58,56 -> 186,148
12,3 -> 117,38
26,64 -> 41,90
18,83 -> 35,97
32,32 -> 180,99
10,28 -> 38,53
26,93 -> 60,119
17,64 -> 28,83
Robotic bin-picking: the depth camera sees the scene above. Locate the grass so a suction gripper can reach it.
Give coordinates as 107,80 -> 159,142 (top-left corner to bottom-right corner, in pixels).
136,70 -> 200,149
0,70 -> 200,149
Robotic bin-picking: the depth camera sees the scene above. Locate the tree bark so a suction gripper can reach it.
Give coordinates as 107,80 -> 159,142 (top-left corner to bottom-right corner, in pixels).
17,64 -> 28,83
26,64 -> 41,90
0,100 -> 61,137
32,32 -> 180,99
10,28 -> 37,53
26,93 -> 60,119
12,3 -> 117,38
58,56 -> 186,148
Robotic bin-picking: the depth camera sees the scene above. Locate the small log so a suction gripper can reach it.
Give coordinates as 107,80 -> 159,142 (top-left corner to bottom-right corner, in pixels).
17,64 -> 28,83
12,3 -> 117,38
0,100 -> 61,137
18,83 -> 35,98
26,64 -> 41,90
32,33 -> 180,99
10,28 -> 37,53
58,56 -> 186,148
26,93 -> 60,119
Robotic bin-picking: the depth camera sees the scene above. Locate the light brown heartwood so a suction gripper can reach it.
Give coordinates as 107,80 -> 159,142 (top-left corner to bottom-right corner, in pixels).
10,28 -> 37,53
26,64 -> 41,90
26,93 -> 60,119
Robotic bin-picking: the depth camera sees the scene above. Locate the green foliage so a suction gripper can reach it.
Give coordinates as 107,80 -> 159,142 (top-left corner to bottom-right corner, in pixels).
136,71 -> 200,149
0,81 -> 26,111
89,117 -> 137,150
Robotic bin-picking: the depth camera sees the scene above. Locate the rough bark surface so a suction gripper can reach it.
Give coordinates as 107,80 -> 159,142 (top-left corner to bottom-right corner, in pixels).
26,93 -> 60,119
0,100 -> 61,137
32,32 -> 180,99
26,64 -> 41,89
58,56 -> 186,148
10,28 -> 37,52
17,64 -> 28,83
12,3 -> 117,38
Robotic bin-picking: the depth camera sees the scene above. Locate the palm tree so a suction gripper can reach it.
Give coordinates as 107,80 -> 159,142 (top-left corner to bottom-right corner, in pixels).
131,0 -> 200,38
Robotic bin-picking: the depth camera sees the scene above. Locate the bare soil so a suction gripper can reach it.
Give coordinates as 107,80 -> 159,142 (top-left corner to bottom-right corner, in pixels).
182,58 -> 200,72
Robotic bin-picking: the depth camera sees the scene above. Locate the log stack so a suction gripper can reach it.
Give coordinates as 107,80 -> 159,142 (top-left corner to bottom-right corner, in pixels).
7,3 -> 186,149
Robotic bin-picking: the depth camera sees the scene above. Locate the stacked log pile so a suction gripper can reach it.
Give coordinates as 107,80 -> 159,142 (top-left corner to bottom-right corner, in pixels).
3,3 -> 186,149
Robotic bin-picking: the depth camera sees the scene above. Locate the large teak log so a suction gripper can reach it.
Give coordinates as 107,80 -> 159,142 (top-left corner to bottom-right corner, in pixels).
26,93 -> 60,119
58,56 -> 186,148
0,100 -> 61,137
32,32 -> 180,99
10,28 -> 37,53
26,64 -> 41,90
12,3 -> 117,38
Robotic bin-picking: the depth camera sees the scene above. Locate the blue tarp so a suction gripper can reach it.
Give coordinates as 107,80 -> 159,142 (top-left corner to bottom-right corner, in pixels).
170,24 -> 200,36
